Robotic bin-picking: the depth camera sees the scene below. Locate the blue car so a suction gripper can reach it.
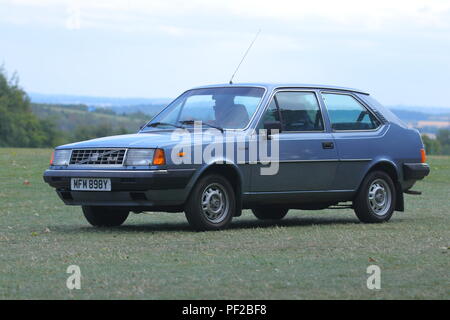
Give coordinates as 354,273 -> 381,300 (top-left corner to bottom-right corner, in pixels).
43,83 -> 430,230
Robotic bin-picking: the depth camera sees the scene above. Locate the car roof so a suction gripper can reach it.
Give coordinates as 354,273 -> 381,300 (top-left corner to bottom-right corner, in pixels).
191,83 -> 370,95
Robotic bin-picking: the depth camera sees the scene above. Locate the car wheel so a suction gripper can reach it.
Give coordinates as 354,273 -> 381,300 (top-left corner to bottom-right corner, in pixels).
185,174 -> 235,231
82,206 -> 129,227
252,207 -> 289,220
353,171 -> 396,223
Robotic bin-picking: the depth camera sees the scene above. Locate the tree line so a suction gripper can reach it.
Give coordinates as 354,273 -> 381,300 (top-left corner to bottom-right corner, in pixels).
422,130 -> 450,155
0,68 -> 59,147
0,68 -> 144,148
1,67 -> 450,153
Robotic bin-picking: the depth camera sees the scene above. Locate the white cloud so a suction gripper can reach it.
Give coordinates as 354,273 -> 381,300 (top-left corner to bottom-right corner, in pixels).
224,0 -> 450,27
2,0 -> 450,106
3,0 -> 450,32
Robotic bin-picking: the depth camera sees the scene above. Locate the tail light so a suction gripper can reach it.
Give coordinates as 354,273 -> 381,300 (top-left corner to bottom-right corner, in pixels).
420,148 -> 427,163
50,151 -> 55,165
152,149 -> 166,165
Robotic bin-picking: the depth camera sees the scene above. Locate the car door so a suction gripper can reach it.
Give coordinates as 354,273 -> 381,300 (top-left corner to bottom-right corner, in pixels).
320,91 -> 385,191
250,89 -> 339,192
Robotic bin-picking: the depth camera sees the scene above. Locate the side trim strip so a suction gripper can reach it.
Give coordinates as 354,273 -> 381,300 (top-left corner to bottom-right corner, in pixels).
339,159 -> 372,162
242,159 -> 371,164
244,189 -> 355,195
277,159 -> 338,163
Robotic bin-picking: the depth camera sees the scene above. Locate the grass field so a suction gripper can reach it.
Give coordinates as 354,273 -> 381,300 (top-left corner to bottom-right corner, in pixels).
0,148 -> 448,299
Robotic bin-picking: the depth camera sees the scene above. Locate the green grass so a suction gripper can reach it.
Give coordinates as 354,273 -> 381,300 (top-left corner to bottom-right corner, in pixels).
0,148 -> 449,299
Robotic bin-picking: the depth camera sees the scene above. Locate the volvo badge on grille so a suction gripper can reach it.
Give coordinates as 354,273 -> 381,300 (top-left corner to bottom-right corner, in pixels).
90,153 -> 100,162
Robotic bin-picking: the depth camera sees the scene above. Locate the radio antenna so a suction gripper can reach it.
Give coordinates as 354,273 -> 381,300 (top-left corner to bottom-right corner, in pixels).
229,29 -> 261,84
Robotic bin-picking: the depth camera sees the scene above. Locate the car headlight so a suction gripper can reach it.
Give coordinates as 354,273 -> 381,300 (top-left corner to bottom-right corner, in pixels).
51,149 -> 72,166
124,149 -> 157,166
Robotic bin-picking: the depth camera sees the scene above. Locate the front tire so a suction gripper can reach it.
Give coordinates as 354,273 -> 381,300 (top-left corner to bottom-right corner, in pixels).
82,206 -> 129,227
184,174 -> 235,231
353,171 -> 396,223
252,207 -> 288,220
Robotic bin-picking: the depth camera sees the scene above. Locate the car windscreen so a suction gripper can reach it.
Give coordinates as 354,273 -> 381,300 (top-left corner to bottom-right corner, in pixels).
141,87 -> 265,131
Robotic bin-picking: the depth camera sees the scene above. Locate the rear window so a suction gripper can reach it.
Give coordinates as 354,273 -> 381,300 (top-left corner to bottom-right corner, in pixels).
322,93 -> 380,131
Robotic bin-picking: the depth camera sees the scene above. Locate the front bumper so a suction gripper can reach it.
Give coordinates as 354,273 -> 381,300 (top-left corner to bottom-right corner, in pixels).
43,168 -> 195,207
403,163 -> 430,180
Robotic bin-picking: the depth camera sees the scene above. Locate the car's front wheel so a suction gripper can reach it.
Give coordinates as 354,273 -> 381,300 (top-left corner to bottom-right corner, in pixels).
353,171 -> 396,223
252,207 -> 289,220
82,206 -> 129,227
184,174 -> 235,231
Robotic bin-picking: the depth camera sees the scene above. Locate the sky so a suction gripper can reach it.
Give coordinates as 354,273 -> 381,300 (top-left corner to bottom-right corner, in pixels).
0,0 -> 450,107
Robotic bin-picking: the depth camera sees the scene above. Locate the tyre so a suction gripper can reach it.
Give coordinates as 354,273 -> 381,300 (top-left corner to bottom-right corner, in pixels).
353,171 -> 396,223
184,174 -> 235,231
82,206 -> 129,227
252,207 -> 288,220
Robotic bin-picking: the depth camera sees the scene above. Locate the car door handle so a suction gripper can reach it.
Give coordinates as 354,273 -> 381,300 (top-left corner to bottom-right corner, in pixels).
322,142 -> 334,149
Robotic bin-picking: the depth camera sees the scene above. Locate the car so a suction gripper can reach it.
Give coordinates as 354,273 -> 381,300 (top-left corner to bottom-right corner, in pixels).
43,83 -> 430,231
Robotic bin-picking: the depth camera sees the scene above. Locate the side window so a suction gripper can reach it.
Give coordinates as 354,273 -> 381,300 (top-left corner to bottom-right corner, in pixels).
260,99 -> 280,125
275,91 -> 324,132
322,93 -> 381,131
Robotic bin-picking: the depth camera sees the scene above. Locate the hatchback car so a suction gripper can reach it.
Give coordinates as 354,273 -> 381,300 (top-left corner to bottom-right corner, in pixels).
44,83 -> 430,230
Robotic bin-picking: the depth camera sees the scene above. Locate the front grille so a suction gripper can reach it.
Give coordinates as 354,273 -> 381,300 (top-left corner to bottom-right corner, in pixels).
70,149 -> 126,165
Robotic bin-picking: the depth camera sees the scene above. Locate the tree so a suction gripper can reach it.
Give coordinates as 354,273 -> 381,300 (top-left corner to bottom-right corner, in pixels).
72,123 -> 128,142
421,134 -> 441,155
0,67 -> 61,147
436,129 -> 450,155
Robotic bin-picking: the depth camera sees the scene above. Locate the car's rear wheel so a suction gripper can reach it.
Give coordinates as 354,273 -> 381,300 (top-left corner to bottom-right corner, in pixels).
252,207 -> 289,220
353,171 -> 396,223
184,174 -> 235,231
82,206 -> 129,227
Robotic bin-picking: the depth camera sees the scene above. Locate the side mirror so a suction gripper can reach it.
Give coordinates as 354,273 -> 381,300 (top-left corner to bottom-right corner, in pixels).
263,121 -> 282,136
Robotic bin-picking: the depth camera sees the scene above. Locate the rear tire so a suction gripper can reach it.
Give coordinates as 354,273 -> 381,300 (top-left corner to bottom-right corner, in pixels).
184,174 -> 235,231
82,206 -> 129,227
353,171 -> 396,223
252,207 -> 289,220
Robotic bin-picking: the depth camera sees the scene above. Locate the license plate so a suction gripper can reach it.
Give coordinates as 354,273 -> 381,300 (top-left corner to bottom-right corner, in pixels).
71,178 -> 111,191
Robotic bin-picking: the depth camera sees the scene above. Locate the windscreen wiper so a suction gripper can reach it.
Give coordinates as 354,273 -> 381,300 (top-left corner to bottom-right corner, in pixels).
146,122 -> 184,129
179,120 -> 224,132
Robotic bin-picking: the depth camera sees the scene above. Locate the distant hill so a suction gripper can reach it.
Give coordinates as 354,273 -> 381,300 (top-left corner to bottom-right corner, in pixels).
29,92 -> 169,118
99,104 -> 167,117
389,109 -> 430,122
28,92 -> 450,134
388,105 -> 450,115
388,108 -> 450,134
31,103 -> 145,134
29,92 -> 172,107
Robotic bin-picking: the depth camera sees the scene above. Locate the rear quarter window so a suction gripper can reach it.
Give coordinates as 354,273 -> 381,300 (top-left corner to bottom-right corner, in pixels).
322,93 -> 380,131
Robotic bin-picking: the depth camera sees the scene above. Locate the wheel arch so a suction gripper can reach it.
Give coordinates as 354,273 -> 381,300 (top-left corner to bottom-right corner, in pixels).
368,160 -> 399,181
363,160 -> 404,212
184,161 -> 244,216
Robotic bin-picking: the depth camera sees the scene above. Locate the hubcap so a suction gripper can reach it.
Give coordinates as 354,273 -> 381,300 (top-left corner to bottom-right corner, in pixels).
368,178 -> 392,216
201,183 -> 229,223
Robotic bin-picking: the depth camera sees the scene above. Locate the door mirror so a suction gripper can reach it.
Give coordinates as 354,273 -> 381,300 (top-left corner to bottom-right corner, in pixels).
263,121 -> 282,136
